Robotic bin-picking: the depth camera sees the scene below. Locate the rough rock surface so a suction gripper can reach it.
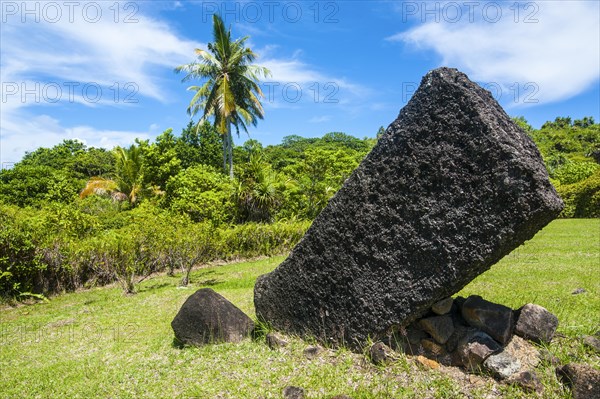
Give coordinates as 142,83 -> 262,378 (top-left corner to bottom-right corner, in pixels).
583,335 -> 600,354
421,338 -> 447,357
254,67 -> 563,348
419,315 -> 454,345
431,297 -> 454,315
507,371 -> 544,394
462,295 -> 514,345
483,350 -> 521,379
266,332 -> 289,350
504,335 -> 540,370
369,341 -> 395,365
458,331 -> 502,370
514,303 -> 558,343
303,345 -> 323,360
283,386 -> 305,399
171,288 -> 254,346
557,363 -> 600,399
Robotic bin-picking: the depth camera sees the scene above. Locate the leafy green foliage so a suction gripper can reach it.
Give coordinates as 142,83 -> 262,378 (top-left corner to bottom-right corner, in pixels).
164,165 -> 235,225
142,129 -> 182,190
72,147 -> 116,177
0,204 -> 41,297
176,120 -> 223,170
19,139 -> 115,179
222,221 -> 310,259
0,165 -> 81,207
556,170 -> 600,218
261,133 -> 374,219
20,139 -> 86,171
552,160 -> 599,185
172,222 -> 221,286
113,143 -> 145,204
235,154 -> 289,222
521,115 -> 599,217
531,116 -> 599,169
282,147 -> 363,219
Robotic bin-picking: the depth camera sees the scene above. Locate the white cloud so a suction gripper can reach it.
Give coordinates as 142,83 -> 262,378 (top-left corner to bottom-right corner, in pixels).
261,58 -> 366,95
259,56 -> 370,109
390,1 -> 600,105
1,3 -> 203,101
0,2 -> 201,162
0,112 -> 150,163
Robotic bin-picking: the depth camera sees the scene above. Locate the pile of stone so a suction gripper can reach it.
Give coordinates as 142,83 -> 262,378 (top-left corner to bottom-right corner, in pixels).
371,295 -> 557,391
362,295 -> 600,398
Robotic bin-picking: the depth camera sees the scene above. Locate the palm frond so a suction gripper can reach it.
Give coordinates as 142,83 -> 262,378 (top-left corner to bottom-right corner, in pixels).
80,177 -> 118,199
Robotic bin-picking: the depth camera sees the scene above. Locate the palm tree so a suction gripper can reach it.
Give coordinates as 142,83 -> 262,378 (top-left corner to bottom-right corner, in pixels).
80,144 -> 144,205
235,154 -> 288,222
175,14 -> 270,178
113,144 -> 145,204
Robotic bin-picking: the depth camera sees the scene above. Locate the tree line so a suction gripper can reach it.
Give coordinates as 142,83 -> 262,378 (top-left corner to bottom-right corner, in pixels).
0,125 -> 373,298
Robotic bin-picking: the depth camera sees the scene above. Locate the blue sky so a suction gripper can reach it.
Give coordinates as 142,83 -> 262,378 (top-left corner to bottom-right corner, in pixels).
1,0 -> 599,165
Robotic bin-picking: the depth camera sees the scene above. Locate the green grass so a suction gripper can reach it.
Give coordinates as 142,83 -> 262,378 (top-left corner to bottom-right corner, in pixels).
458,219 -> 600,336
1,219 -> 598,398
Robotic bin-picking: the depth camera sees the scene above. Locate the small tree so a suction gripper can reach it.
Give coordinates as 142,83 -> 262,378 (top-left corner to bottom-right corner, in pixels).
176,223 -> 220,287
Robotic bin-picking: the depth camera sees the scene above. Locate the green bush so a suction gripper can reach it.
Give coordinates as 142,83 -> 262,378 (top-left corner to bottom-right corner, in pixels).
556,170 -> 600,218
0,204 -> 42,297
75,196 -> 130,230
164,165 -> 235,225
222,221 -> 310,259
0,165 -> 82,207
552,160 -> 600,185
172,222 -> 221,286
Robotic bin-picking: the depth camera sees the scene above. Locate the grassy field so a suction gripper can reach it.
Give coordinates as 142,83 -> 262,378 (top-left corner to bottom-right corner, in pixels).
1,219 -> 598,398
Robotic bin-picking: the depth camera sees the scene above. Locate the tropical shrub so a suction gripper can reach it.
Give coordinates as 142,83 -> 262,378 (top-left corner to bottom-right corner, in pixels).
222,221 -> 310,259
164,165 -> 235,225
0,165 -> 81,207
172,222 -> 221,286
556,170 -> 600,218
0,204 -> 41,297
551,160 -> 600,185
235,155 -> 289,223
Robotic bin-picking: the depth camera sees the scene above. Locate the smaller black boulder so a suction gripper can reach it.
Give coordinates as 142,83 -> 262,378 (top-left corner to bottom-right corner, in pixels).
171,288 -> 254,346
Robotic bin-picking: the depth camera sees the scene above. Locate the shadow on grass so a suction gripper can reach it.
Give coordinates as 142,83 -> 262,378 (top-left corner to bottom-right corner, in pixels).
137,282 -> 172,293
196,278 -> 223,287
172,337 -> 185,349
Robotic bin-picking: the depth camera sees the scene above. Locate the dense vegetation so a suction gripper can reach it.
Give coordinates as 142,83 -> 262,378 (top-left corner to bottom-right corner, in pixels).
0,122 -> 373,298
0,116 -> 598,299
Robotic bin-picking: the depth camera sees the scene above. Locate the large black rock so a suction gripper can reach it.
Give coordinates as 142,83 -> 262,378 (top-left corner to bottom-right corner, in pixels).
254,67 -> 563,349
172,288 -> 254,346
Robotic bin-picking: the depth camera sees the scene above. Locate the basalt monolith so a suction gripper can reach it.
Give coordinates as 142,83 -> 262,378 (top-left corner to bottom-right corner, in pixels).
254,67 -> 563,349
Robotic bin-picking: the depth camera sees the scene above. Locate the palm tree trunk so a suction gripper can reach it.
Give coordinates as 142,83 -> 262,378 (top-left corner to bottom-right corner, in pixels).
222,132 -> 228,175
228,124 -> 234,179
